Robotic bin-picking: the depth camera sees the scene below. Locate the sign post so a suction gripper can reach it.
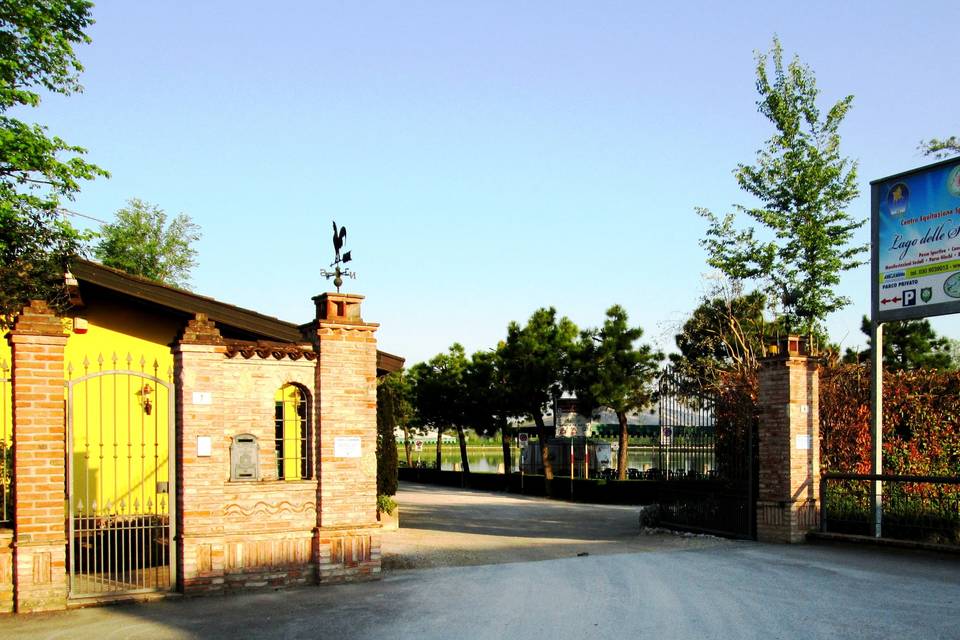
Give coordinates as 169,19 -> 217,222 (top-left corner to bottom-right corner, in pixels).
871,156 -> 960,537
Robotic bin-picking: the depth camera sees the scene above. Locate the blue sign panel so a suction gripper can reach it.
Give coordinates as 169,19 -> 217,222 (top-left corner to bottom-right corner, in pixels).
872,157 -> 960,322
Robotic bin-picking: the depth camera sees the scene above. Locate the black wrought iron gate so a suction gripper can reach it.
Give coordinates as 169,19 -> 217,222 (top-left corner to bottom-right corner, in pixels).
657,367 -> 758,539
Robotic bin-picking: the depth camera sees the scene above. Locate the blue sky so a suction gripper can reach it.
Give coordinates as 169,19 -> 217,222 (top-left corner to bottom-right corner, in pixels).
33,1 -> 960,363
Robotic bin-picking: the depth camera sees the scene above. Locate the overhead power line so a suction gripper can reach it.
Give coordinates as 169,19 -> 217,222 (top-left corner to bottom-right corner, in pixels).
57,207 -> 110,225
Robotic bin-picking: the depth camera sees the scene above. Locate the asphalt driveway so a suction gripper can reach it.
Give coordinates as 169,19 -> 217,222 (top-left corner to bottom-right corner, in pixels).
1,482 -> 957,639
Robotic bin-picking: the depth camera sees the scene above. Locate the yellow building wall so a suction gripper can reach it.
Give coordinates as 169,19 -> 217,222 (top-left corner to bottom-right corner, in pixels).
64,297 -> 180,518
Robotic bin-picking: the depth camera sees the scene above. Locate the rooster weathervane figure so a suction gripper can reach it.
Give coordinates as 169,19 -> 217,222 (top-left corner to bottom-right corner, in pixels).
321,221 -> 356,292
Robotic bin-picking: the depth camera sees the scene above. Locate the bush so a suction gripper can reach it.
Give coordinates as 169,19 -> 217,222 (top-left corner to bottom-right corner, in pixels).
820,364 -> 960,476
376,378 -> 400,496
376,494 -> 397,515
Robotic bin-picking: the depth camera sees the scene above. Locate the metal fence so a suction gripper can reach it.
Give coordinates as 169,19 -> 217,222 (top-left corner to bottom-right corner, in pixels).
820,473 -> 960,546
1,359 -> 10,527
656,367 -> 758,539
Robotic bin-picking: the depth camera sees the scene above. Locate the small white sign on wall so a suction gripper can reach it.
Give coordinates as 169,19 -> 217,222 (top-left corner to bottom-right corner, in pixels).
197,436 -> 212,457
795,435 -> 811,450
334,436 -> 362,458
193,391 -> 212,405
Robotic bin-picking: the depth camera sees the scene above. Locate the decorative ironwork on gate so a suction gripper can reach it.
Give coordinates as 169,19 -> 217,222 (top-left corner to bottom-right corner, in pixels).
0,358 -> 11,527
657,366 -> 758,539
66,353 -> 176,598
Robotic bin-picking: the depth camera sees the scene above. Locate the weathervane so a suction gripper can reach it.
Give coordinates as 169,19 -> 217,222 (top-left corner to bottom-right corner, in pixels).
320,220 -> 356,292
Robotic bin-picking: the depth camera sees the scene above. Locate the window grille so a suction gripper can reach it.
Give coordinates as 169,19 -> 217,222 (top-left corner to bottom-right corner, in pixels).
274,384 -> 312,480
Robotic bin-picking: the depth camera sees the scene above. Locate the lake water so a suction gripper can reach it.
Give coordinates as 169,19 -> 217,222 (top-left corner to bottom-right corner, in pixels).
398,445 -> 715,475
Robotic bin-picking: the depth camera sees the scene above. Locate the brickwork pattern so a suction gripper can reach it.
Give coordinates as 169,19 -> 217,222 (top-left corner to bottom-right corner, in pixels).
7,301 -> 69,612
174,315 -> 320,593
756,355 -> 820,543
313,293 -> 381,581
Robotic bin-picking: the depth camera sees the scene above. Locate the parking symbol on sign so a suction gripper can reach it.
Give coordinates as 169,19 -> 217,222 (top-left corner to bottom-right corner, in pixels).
903,289 -> 917,306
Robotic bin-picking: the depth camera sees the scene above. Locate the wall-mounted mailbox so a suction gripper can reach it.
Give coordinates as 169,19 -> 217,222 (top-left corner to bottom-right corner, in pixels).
230,434 -> 259,481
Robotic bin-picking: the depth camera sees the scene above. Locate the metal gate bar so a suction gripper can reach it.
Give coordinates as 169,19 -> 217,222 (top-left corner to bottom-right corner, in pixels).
657,366 -> 758,539
66,354 -> 176,598
0,359 -> 10,527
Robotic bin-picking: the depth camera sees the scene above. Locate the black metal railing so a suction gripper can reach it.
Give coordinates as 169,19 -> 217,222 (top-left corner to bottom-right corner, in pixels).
1,360 -> 11,527
820,473 -> 960,546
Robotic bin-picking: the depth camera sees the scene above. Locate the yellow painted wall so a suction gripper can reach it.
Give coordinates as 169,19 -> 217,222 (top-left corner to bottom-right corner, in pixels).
64,296 -> 180,517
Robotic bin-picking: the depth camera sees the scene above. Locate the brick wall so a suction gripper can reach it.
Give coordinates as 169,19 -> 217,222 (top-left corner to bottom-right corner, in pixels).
175,315 -> 321,593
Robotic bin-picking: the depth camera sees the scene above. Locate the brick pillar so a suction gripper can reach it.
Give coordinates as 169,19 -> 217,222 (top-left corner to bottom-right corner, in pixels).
173,314 -> 227,593
312,293 -> 381,582
7,301 -> 68,612
756,343 -> 820,543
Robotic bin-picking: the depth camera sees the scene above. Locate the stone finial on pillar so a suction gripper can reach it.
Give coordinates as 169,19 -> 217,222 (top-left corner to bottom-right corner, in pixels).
756,336 -> 820,543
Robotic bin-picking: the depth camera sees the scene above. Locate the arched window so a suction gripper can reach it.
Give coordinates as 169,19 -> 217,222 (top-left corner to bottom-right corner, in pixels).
274,384 -> 312,480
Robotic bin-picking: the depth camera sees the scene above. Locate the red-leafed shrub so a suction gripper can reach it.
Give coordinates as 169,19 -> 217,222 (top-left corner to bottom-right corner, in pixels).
819,364 -> 960,477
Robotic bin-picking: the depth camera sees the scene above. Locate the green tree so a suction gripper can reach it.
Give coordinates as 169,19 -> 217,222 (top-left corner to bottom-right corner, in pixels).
843,315 -> 951,371
377,372 -> 410,493
0,0 -> 108,323
570,306 -> 663,480
463,347 -> 522,477
500,307 -> 578,482
918,136 -> 959,160
94,198 -> 201,288
698,37 -> 864,340
671,290 -> 770,390
409,344 -> 472,476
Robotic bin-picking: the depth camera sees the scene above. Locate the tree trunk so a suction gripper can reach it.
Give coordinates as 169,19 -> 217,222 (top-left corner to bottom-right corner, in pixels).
617,411 -> 629,481
402,422 -> 413,468
533,411 -> 554,481
456,424 -> 471,478
499,416 -> 512,476
435,427 -> 443,470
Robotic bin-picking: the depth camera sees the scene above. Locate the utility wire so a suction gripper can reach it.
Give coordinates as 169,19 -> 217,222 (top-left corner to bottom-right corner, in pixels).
57,207 -> 110,225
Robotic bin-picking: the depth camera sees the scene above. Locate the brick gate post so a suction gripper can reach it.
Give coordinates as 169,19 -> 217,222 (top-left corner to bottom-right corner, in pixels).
7,301 -> 69,612
312,293 -> 381,581
172,314 -> 227,593
756,337 -> 820,543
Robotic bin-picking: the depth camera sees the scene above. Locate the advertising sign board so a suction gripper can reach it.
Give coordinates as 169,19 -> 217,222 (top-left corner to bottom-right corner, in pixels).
872,157 -> 960,322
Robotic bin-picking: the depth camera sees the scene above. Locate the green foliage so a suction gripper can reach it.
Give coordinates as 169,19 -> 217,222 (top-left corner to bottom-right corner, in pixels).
918,136 -> 959,160
572,305 -> 663,417
409,344 -> 469,432
94,198 -> 201,288
698,37 -> 864,338
571,306 -> 662,480
671,291 -> 770,389
500,308 -> 578,481
843,315 -> 952,371
376,372 -> 408,496
500,307 -> 578,421
408,344 -> 473,473
376,494 -> 397,515
0,0 -> 108,323
463,347 -> 522,434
